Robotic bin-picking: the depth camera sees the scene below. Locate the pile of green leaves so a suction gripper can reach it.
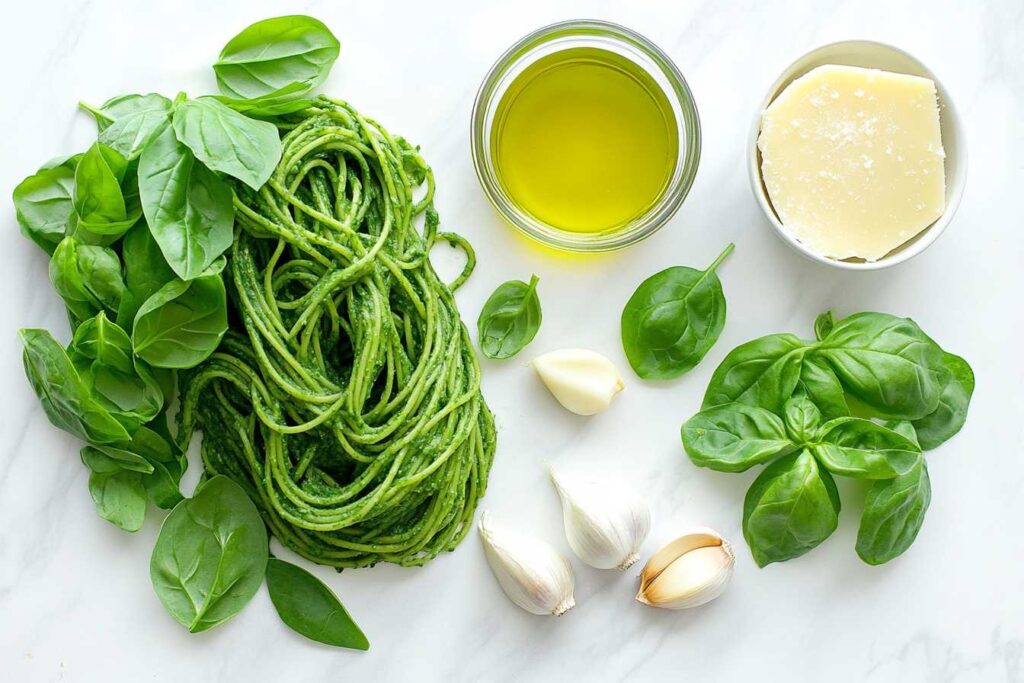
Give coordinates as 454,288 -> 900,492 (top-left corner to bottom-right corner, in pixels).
15,15 -> 366,649
681,310 -> 974,566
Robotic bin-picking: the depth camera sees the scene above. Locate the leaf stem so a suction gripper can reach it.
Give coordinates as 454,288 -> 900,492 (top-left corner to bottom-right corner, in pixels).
707,243 -> 736,273
78,100 -> 112,124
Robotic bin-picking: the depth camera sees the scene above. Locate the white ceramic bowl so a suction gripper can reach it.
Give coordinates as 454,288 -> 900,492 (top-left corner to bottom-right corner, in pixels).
747,40 -> 967,270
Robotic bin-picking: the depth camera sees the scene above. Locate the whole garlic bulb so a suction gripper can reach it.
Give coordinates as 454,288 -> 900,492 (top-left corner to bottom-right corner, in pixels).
478,511 -> 575,616
550,467 -> 651,570
532,349 -> 624,416
636,529 -> 735,609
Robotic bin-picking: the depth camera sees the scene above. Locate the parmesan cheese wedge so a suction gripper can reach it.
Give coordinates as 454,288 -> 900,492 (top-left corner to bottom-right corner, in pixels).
758,65 -> 946,261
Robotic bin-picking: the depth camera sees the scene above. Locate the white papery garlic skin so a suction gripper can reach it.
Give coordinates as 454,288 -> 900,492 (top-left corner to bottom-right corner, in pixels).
636,529 -> 735,609
550,467 -> 651,570
532,349 -> 624,416
478,511 -> 576,616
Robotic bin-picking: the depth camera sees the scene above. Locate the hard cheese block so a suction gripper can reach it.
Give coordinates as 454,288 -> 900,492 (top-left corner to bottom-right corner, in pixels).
758,65 -> 946,261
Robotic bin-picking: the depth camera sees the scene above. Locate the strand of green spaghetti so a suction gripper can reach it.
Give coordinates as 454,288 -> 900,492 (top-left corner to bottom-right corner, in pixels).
178,97 -> 496,568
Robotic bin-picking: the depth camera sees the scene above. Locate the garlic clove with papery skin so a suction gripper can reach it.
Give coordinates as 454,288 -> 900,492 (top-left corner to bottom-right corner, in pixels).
532,349 -> 624,416
550,467 -> 651,570
478,511 -> 576,616
636,529 -> 735,609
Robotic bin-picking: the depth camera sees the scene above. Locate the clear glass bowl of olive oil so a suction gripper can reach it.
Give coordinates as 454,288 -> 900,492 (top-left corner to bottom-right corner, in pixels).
472,20 -> 701,252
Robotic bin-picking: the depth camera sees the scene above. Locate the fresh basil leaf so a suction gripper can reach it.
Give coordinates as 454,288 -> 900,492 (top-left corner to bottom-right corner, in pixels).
138,123 -> 234,280
911,352 -> 974,450
116,221 -> 177,330
782,396 -> 821,443
74,142 -> 139,237
811,417 -> 921,479
884,419 -> 920,446
794,356 -> 849,419
83,443 -> 155,474
815,312 -> 946,420
856,458 -> 931,565
49,237 -> 124,325
133,426 -> 186,509
218,90 -> 317,118
621,244 -> 733,380
682,402 -> 794,472
19,328 -> 131,445
132,273 -> 228,369
81,93 -> 173,159
477,275 -> 541,359
81,446 -> 149,533
266,558 -> 369,650
743,449 -> 840,567
213,15 -> 340,101
702,333 -> 808,414
12,158 -> 78,255
150,476 -> 268,633
172,97 -> 282,190
813,310 -> 835,341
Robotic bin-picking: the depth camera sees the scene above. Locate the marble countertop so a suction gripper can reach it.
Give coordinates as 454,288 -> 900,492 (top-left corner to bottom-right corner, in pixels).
2,1 -> 1022,681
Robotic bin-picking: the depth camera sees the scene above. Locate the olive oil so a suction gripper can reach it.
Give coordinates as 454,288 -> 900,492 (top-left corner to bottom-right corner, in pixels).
491,47 -> 678,233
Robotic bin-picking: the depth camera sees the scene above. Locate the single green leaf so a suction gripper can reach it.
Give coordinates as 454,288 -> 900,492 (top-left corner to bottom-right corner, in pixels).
782,395 -> 821,443
150,476 -> 268,633
856,458 -> 931,565
477,275 -> 541,359
74,142 -> 138,237
266,558 -> 369,650
84,466 -> 148,532
743,450 -> 840,567
884,419 -> 920,446
794,356 -> 849,419
81,93 -> 173,159
682,402 -> 794,472
911,352 -> 974,450
82,443 -> 155,474
217,88 -> 317,118
172,97 -> 282,189
132,273 -> 228,369
116,221 -> 177,330
813,310 -> 835,341
811,417 -> 921,479
138,123 -> 234,280
621,243 -> 733,380
49,237 -> 121,324
12,157 -> 78,255
702,333 -> 808,414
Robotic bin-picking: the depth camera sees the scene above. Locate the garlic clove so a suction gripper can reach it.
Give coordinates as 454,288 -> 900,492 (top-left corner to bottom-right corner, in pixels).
532,349 -> 624,416
636,529 -> 735,610
550,467 -> 651,570
478,511 -> 576,616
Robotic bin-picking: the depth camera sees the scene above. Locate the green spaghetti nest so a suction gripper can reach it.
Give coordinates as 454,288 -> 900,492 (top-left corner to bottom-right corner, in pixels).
178,97 -> 496,568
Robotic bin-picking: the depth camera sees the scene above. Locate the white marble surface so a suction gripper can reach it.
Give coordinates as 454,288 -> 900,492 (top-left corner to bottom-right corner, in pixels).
2,1 -> 1022,681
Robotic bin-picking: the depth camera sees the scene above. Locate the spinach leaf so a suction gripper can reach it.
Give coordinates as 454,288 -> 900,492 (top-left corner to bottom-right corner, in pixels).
813,310 -> 835,341
266,558 -> 369,650
19,328 -> 130,445
743,449 -> 840,567
856,458 -> 931,565
811,418 -> 921,479
80,446 -> 148,532
49,237 -> 125,325
213,15 -> 340,101
138,123 -> 234,280
702,333 -> 808,413
12,157 -> 78,255
116,221 -> 177,330
172,97 -> 282,190
133,270 -> 228,369
73,142 -> 139,238
80,93 -> 172,159
783,395 -> 821,443
150,475 -> 268,633
476,275 -> 541,359
682,402 -> 793,472
911,352 -> 975,450
815,312 -> 945,420
621,243 -> 733,380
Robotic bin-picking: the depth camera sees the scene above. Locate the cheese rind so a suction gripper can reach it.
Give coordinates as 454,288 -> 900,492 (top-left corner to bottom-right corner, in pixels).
758,65 -> 946,261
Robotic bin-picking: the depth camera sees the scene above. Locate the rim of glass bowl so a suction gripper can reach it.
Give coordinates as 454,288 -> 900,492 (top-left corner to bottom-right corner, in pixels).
470,19 -> 701,252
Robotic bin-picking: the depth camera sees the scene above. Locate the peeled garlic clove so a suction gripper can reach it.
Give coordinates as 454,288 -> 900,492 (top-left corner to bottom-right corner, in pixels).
636,529 -> 735,609
478,511 -> 575,616
532,349 -> 624,416
550,467 -> 651,570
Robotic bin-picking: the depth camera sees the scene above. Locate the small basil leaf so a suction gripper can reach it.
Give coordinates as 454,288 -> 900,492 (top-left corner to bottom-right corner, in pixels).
116,222 -> 177,330
74,142 -> 138,237
621,243 -> 733,380
81,93 -> 173,159
682,402 -> 794,472
743,449 -> 840,567
172,97 -> 282,190
811,417 -> 921,479
80,452 -> 148,533
110,426 -> 185,509
138,123 -> 234,280
794,356 -> 849,419
49,237 -> 122,325
132,274 -> 228,369
911,352 -> 974,450
266,558 -> 369,650
856,458 -> 931,565
884,419 -> 920,446
82,443 -> 155,474
12,158 -> 78,255
477,275 -> 541,359
813,310 -> 835,341
702,333 -> 808,414
782,395 -> 821,443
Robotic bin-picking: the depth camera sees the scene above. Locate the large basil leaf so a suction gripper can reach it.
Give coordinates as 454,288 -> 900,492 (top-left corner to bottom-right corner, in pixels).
621,244 -> 732,380
138,124 -> 234,280
856,458 -> 931,565
682,402 -> 793,472
213,15 -> 340,101
172,97 -> 282,190
811,418 -> 921,479
266,558 -> 369,650
81,93 -> 173,159
477,275 -> 541,359
73,142 -> 139,237
116,221 -> 178,330
80,446 -> 149,532
911,352 -> 975,450
150,475 -> 268,633
743,449 -> 840,566
49,237 -> 125,325
12,156 -> 78,255
133,270 -> 228,369
19,328 -> 130,445
702,333 -> 808,413
815,312 -> 945,420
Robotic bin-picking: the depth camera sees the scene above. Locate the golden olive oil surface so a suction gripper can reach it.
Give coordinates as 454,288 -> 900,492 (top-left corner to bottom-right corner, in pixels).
492,48 -> 678,233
